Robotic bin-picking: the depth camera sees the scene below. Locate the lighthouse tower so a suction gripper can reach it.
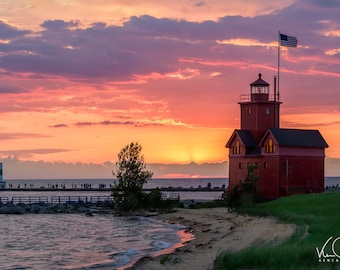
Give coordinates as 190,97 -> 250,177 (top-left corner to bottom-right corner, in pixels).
239,73 -> 280,143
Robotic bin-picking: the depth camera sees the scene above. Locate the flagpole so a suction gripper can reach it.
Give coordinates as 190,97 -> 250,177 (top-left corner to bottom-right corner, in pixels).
276,31 -> 297,129
277,31 -> 281,105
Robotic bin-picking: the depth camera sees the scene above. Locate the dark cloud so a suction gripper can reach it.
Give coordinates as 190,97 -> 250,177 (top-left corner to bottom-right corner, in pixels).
194,2 -> 206,7
0,16 -> 232,80
310,0 -> 340,8
89,22 -> 107,28
134,122 -> 164,127
117,115 -> 133,119
0,20 -> 30,39
50,124 -> 68,128
100,120 -> 134,125
40,20 -> 79,29
75,122 -> 94,126
0,7 -> 339,83
0,5 -> 339,117
0,84 -> 28,94
126,15 -> 221,40
74,120 -> 164,127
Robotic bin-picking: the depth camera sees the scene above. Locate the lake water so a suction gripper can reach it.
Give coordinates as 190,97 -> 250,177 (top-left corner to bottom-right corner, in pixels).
0,177 -> 339,269
0,178 -> 221,269
0,213 -> 192,270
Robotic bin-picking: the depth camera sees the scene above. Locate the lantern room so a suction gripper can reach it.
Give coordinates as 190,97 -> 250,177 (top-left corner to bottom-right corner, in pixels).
250,73 -> 269,101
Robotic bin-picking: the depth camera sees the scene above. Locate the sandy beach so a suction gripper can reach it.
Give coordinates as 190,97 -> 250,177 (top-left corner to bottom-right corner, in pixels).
131,207 -> 296,270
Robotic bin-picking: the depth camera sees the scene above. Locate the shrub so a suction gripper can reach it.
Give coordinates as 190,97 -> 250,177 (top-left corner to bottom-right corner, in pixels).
145,188 -> 162,208
227,163 -> 260,208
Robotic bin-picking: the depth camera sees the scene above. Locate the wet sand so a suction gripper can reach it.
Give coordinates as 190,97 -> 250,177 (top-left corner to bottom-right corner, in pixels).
130,207 -> 295,270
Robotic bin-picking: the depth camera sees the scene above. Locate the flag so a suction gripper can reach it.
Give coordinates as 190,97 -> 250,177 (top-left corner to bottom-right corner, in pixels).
280,33 -> 298,47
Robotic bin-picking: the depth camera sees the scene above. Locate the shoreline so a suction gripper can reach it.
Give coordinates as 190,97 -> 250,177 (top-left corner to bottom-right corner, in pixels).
0,202 -> 297,268
129,207 -> 296,270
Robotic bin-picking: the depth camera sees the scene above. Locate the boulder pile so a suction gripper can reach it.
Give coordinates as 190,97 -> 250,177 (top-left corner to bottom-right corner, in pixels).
0,201 -> 113,214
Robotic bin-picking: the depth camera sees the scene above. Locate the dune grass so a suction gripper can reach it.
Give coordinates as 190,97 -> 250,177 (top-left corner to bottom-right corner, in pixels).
213,192 -> 340,269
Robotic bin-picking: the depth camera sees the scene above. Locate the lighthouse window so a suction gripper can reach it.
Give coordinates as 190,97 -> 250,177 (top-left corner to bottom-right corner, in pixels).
247,107 -> 251,114
233,140 -> 242,154
266,108 -> 270,115
265,138 -> 275,153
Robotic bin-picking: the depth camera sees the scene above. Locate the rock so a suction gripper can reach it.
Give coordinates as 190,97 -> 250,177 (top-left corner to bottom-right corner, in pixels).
181,200 -> 197,208
0,206 -> 13,214
54,204 -> 75,213
29,204 -> 42,214
85,211 -> 93,216
76,206 -> 89,213
14,206 -> 27,214
89,206 -> 101,213
0,205 -> 26,214
38,207 -> 49,214
0,202 -> 113,215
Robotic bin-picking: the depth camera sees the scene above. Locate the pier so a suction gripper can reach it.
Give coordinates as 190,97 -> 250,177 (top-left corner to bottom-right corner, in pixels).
1,187 -> 225,192
0,182 -> 227,203
0,195 -> 112,205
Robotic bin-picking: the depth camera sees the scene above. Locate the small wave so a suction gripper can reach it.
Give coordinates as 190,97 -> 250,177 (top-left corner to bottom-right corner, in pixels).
71,249 -> 140,270
151,240 -> 172,251
109,248 -> 139,267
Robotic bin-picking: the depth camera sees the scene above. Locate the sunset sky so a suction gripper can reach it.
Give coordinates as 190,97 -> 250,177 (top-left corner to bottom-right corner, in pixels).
0,0 -> 340,179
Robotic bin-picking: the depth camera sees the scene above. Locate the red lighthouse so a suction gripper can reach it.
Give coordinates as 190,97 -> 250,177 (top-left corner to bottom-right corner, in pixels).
226,73 -> 328,200
239,73 -> 280,142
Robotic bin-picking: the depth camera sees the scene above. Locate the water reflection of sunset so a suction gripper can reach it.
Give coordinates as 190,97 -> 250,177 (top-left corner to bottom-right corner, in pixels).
153,229 -> 195,258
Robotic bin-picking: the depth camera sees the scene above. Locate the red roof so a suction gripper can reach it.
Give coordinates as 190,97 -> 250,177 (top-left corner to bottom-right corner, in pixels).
250,73 -> 269,86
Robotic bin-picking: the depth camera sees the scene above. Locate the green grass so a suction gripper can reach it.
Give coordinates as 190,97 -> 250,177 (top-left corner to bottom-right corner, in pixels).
213,192 -> 340,269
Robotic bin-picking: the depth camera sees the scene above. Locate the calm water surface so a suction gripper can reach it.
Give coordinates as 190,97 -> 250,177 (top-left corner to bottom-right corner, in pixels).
1,177 -> 338,269
0,214 -> 191,269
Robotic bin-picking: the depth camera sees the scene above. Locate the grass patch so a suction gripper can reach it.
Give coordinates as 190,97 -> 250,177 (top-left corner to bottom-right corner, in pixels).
214,192 -> 340,269
159,254 -> 181,265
